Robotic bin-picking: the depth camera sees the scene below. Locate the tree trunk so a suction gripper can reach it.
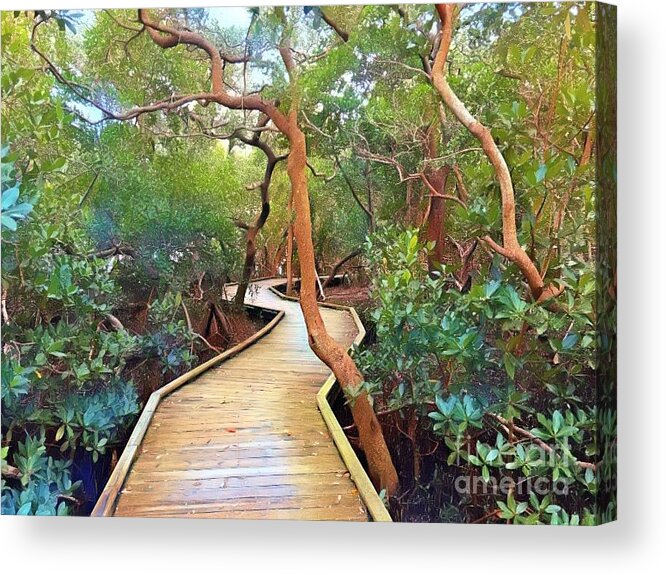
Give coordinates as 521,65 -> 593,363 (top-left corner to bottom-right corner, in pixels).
424,166 -> 451,271
285,116 -> 399,496
422,120 -> 451,271
425,192 -> 446,269
233,120 -> 283,307
271,228 -> 288,275
364,161 -> 375,233
322,247 -> 363,290
432,4 -> 561,303
286,193 -> 294,295
335,155 -> 375,233
233,224 -> 261,308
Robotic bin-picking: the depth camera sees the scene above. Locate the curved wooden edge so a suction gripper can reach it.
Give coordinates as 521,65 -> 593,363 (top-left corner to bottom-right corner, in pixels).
267,283 -> 351,313
91,306 -> 286,517
268,284 -> 392,522
222,274 -> 279,289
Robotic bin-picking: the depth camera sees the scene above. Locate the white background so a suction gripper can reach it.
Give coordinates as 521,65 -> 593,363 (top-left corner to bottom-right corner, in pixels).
1,0 -> 663,572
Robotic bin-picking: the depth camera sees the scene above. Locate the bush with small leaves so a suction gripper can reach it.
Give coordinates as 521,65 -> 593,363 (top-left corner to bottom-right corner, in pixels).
359,227 -> 601,523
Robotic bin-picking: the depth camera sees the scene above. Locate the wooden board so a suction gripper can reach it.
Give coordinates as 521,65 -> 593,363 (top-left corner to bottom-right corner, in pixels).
96,279 -> 373,521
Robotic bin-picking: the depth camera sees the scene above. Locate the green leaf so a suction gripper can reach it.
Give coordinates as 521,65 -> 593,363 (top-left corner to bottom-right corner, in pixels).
497,501 -> 512,519
1,185 -> 19,209
531,428 -> 551,441
408,233 -> 418,253
552,410 -> 564,434
486,448 -> 499,463
48,351 -> 68,358
485,281 -> 500,298
43,157 -> 67,172
468,454 -> 482,466
435,394 -> 454,416
562,333 -> 579,350
1,214 -> 17,230
503,352 -> 517,380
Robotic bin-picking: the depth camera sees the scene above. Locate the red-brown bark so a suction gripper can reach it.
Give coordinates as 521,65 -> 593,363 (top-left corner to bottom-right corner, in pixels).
422,123 -> 451,270
432,4 -> 562,303
277,39 -> 399,494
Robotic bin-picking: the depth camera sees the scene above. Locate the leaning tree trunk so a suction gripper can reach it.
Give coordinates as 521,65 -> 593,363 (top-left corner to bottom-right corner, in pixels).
233,212 -> 265,308
284,114 -> 399,496
233,121 -> 285,307
322,247 -> 363,290
432,3 -> 562,303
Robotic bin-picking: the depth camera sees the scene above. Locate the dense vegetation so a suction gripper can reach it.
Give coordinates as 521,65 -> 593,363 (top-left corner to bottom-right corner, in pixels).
1,3 -> 615,523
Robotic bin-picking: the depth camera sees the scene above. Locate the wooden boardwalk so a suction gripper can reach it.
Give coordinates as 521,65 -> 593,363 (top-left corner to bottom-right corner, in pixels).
105,279 -> 369,520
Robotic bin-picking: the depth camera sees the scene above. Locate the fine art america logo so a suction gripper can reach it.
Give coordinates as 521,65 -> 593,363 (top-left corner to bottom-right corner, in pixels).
453,444 -> 577,496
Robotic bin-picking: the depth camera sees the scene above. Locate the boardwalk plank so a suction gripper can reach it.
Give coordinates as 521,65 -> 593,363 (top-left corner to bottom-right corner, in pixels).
110,279 -> 369,521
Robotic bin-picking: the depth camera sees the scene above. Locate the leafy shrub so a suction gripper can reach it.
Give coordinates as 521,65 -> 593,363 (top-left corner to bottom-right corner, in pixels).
0,17 -> 250,516
2,150 -> 140,514
357,227 -> 603,523
1,144 -> 33,231
1,435 -> 80,515
139,292 -> 197,375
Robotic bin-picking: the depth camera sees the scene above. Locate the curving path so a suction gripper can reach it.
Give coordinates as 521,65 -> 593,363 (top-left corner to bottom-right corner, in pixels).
99,279 -> 369,520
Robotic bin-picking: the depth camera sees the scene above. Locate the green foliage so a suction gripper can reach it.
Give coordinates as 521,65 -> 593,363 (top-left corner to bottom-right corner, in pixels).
1,434 -> 80,515
1,3 -> 611,524
356,228 -> 485,411
88,124 -> 244,291
140,292 -> 196,375
1,145 -> 34,230
1,225 -> 141,509
1,17 -> 140,514
359,227 -> 599,523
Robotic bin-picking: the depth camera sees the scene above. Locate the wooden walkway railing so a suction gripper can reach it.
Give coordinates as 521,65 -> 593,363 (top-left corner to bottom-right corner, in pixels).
92,278 -> 389,521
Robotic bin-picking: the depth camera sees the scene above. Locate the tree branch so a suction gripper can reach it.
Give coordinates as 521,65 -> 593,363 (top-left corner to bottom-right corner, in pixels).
87,245 -> 136,259
418,172 -> 467,208
334,154 -> 374,227
322,247 -> 363,290
320,7 -> 350,42
432,4 -> 557,303
306,161 -> 336,182
32,10 -> 291,133
488,413 -> 596,471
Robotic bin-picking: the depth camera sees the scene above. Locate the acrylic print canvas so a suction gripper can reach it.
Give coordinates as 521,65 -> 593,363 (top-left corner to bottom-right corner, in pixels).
0,3 -> 616,524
